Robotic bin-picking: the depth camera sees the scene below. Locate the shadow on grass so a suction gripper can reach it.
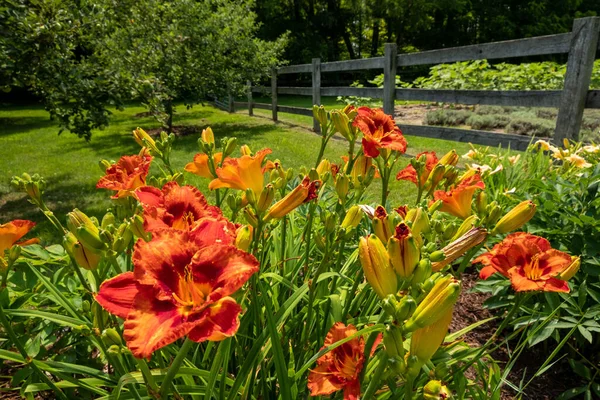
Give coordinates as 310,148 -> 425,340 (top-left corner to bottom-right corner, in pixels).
0,116 -> 57,136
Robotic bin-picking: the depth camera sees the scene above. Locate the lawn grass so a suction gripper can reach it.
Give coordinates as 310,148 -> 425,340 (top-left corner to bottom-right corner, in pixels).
0,100 -> 472,243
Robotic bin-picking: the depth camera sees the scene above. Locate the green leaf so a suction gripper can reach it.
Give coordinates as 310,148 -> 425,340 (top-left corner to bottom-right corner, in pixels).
445,317 -> 496,342
3,309 -> 86,328
577,325 -> 593,343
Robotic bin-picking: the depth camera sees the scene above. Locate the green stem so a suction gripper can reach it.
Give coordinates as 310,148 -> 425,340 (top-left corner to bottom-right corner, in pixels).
0,303 -> 69,400
159,337 -> 195,398
71,261 -> 92,293
403,376 -> 415,400
362,353 -> 389,400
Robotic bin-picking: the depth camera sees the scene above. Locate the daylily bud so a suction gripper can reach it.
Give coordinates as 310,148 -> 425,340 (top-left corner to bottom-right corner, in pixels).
223,137 -> 238,158
439,150 -> 459,166
475,192 -> 487,215
130,215 -> 149,241
63,232 -> 101,270
67,209 -> 105,252
240,144 -> 252,156
7,246 -> 22,267
384,325 -> 404,359
429,250 -> 445,262
395,205 -> 408,219
341,206 -> 362,231
243,207 -> 258,228
559,256 -> 580,281
308,168 -> 320,182
382,294 -> 416,321
245,187 -> 257,206
411,258 -> 432,285
235,225 -> 253,252
256,185 -> 275,213
429,199 -> 443,213
265,177 -> 321,221
99,159 -> 112,173
316,159 -> 331,177
358,235 -> 398,299
102,328 -> 123,347
101,213 -> 115,230
404,276 -> 459,332
313,105 -> 328,129
133,128 -> 160,155
424,164 -> 446,193
330,110 -> 352,141
423,379 -> 453,400
314,232 -> 326,251
387,223 -> 420,279
451,215 -> 478,241
409,307 -> 454,374
492,200 -> 536,235
323,212 -> 336,234
372,206 -> 395,243
335,175 -> 350,200
201,127 -> 215,146
432,227 -> 487,271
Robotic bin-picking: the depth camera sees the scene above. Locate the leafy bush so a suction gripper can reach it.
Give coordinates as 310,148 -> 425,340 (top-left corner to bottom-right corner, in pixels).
507,117 -> 555,137
466,114 -> 511,131
423,109 -> 471,126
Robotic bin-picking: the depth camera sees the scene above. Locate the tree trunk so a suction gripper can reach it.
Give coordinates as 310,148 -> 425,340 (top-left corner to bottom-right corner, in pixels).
166,99 -> 173,134
371,19 -> 380,56
343,30 -> 356,59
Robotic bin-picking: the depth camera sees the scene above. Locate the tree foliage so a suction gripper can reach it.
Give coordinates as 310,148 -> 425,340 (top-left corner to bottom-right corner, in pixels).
0,0 -> 286,139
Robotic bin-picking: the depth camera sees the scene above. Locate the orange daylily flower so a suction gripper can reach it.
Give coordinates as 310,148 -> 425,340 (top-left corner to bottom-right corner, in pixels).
396,151 -> 438,186
265,176 -> 321,221
308,322 -> 381,400
136,182 -> 227,233
95,226 -> 259,359
432,174 -> 485,219
208,149 -> 272,197
97,150 -> 153,198
352,107 -> 407,158
184,152 -> 224,179
0,220 -> 38,257
474,232 -> 574,293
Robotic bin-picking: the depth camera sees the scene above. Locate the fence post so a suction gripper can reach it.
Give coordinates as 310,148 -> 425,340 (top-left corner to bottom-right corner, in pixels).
247,80 -> 253,116
555,17 -> 600,142
383,43 -> 397,117
271,68 -> 278,122
312,58 -> 321,132
227,86 -> 234,113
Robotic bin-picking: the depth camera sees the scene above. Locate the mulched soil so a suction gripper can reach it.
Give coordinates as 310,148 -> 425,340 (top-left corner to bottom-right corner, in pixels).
146,125 -> 204,137
450,271 -> 583,399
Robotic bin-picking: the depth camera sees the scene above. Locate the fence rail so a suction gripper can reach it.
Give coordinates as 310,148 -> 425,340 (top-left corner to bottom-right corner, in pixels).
226,17 -> 600,149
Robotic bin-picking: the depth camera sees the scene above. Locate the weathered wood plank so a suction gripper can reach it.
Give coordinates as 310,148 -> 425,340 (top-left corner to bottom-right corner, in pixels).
395,89 -> 563,107
313,58 -> 321,132
271,68 -> 278,122
278,105 -> 314,116
277,87 -> 312,95
253,103 -> 272,111
320,57 -> 385,72
396,33 -> 572,66
383,44 -> 397,116
278,64 -> 312,74
555,17 -> 600,142
398,124 -> 532,151
320,87 -> 384,98
251,86 -> 269,94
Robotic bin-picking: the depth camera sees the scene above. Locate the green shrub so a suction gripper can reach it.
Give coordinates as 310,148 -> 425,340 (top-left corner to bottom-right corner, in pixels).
423,109 -> 471,126
507,117 -> 555,137
466,114 -> 510,130
535,108 -> 558,120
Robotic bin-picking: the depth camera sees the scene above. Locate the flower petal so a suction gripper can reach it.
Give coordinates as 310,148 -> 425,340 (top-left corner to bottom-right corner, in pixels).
95,272 -> 139,319
0,220 -> 36,254
189,244 -> 259,303
307,364 -> 344,396
187,297 -> 242,342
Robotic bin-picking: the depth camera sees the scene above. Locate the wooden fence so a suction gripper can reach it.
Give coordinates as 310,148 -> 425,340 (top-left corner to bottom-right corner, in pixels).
222,17 -> 600,150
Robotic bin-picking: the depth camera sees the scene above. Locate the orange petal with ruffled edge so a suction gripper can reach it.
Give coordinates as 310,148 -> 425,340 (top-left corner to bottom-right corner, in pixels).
132,229 -> 201,298
508,267 -> 569,293
187,297 -> 242,342
95,272 -> 139,319
189,244 -> 259,303
433,174 -> 485,219
137,182 -> 222,232
0,220 -> 38,255
308,363 -> 344,396
97,152 -> 152,199
191,218 -> 237,247
525,249 -> 572,279
185,153 -> 223,179
209,149 -> 272,196
342,380 -> 361,400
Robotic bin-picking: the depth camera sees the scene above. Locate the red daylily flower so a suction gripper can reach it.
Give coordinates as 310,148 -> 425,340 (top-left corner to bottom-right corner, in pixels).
136,182 -> 226,233
474,232 -> 573,293
432,174 -> 485,219
352,107 -> 407,158
307,323 -> 381,400
97,150 -> 153,198
0,220 -> 38,257
396,151 -> 438,186
95,227 -> 259,359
